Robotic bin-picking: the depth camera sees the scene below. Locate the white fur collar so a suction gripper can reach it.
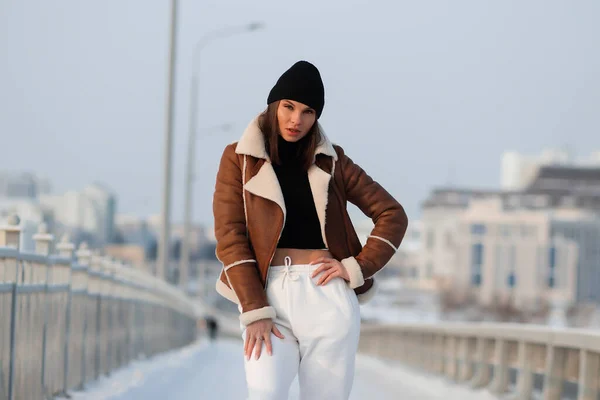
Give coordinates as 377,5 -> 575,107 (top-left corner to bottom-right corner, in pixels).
235,115 -> 338,162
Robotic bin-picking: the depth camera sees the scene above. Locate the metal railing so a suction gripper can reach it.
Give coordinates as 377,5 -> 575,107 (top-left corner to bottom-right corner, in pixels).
359,322 -> 600,400
0,216 -> 199,400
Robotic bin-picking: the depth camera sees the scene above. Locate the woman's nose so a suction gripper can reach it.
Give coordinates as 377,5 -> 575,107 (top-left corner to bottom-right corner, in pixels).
290,111 -> 302,124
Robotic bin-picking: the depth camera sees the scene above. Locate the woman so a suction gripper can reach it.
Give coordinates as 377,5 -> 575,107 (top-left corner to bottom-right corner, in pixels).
213,60 -> 408,399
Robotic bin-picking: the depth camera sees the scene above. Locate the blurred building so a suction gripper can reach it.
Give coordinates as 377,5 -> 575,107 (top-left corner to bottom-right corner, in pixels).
389,220 -> 424,283
501,148 -> 600,191
420,158 -> 600,308
104,244 -> 148,270
111,214 -> 216,281
40,183 -> 117,246
454,198 -> 580,308
0,171 -> 51,199
109,214 -> 157,274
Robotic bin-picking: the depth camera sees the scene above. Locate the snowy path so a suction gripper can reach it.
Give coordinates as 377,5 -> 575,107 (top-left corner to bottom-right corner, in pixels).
68,339 -> 497,400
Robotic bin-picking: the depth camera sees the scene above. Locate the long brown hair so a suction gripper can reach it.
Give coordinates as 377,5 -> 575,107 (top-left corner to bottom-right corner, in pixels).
258,100 -> 323,171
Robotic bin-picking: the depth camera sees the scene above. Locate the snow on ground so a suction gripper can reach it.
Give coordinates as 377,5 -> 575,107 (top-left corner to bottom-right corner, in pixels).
66,338 -> 499,400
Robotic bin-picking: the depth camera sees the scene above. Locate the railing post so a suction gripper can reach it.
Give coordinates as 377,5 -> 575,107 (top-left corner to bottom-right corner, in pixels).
432,334 -> 444,374
57,234 -> 75,395
510,341 -> 535,400
102,256 -> 115,375
543,345 -> 566,400
0,215 -> 21,249
90,252 -> 102,380
57,234 -> 76,258
489,339 -> 510,394
424,333 -> 435,372
444,336 -> 459,380
75,243 -> 91,390
457,337 -> 475,382
1,215 -> 21,400
34,223 -> 54,396
469,337 -> 492,388
577,350 -> 599,400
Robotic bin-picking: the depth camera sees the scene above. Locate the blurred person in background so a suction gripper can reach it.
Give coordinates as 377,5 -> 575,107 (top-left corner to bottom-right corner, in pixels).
203,315 -> 219,342
213,60 -> 408,399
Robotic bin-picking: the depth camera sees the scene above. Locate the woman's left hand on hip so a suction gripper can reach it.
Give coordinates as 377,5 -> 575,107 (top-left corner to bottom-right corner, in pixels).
309,257 -> 350,285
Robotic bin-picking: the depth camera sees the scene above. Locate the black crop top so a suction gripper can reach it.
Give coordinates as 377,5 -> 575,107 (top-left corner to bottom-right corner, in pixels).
271,135 -> 327,250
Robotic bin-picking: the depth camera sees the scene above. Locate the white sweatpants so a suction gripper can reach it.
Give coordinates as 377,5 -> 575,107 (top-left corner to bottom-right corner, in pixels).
242,256 -> 361,400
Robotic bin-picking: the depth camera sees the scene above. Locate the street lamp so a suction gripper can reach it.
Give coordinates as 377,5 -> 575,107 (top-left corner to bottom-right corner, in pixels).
157,0 -> 179,282
179,22 -> 264,293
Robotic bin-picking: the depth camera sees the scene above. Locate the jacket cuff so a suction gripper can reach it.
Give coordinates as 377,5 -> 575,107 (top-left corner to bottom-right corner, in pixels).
239,306 -> 276,326
341,256 -> 365,289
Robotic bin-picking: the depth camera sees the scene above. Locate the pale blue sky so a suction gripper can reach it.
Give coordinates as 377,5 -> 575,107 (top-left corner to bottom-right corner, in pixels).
1,0 -> 599,225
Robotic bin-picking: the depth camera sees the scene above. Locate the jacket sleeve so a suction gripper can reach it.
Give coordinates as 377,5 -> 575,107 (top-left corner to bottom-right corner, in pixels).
337,146 -> 409,288
213,144 -> 276,326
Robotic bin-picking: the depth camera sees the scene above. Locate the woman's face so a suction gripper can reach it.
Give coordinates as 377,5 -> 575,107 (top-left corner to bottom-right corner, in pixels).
277,99 -> 317,142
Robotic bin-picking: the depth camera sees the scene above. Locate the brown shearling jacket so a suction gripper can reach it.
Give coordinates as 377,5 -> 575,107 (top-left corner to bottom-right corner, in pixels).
213,117 -> 408,326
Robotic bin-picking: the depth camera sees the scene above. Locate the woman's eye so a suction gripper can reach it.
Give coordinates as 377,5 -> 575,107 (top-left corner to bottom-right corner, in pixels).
304,109 -> 314,114
285,104 -> 293,110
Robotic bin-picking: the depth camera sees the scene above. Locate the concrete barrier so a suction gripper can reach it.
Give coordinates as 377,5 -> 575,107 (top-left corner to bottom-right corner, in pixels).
359,322 -> 600,400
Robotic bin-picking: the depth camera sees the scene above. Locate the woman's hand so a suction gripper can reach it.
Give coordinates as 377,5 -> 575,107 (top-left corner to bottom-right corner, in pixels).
244,318 -> 285,361
309,257 -> 350,285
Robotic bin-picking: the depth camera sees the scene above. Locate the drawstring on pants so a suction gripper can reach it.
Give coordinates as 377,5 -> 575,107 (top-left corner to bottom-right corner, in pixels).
281,256 -> 299,289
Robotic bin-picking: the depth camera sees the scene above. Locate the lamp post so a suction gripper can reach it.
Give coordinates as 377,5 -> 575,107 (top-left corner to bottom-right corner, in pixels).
179,22 -> 264,293
157,0 -> 179,281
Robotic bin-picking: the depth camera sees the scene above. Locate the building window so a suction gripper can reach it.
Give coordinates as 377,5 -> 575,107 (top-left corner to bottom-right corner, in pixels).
471,223 -> 487,235
471,243 -> 484,286
549,246 -> 556,269
427,262 -> 434,279
507,272 -> 516,288
548,246 -> 556,288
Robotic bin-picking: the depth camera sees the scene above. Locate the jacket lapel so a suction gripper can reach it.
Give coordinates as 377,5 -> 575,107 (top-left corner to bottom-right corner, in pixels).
307,164 -> 332,247
244,162 -> 286,220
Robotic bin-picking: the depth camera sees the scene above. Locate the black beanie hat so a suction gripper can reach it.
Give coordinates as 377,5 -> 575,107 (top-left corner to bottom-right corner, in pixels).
267,61 -> 325,118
